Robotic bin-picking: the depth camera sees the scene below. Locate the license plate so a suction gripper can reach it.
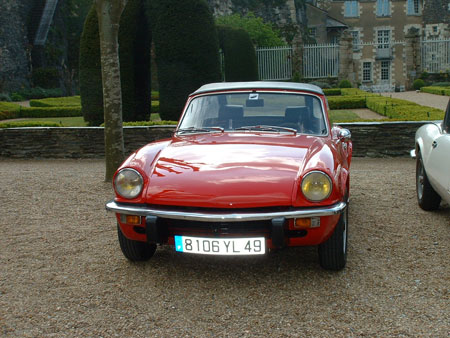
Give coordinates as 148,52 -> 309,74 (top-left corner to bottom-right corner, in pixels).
174,236 -> 265,255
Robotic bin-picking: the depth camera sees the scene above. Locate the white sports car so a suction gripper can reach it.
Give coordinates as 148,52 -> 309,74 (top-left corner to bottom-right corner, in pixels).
412,99 -> 450,210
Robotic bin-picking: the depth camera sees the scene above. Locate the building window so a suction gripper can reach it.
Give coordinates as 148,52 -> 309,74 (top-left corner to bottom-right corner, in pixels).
407,0 -> 421,15
381,61 -> 390,81
362,62 -> 372,82
309,27 -> 317,39
344,1 -> 359,17
377,0 -> 391,16
377,30 -> 390,49
351,30 -> 360,50
432,26 -> 438,33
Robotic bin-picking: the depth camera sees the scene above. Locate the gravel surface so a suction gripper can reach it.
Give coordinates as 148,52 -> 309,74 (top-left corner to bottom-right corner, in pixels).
1,158 -> 449,337
380,91 -> 449,111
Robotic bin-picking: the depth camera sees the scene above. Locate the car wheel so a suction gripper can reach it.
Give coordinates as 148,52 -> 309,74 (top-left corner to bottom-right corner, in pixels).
318,204 -> 348,271
117,223 -> 156,261
416,151 -> 441,211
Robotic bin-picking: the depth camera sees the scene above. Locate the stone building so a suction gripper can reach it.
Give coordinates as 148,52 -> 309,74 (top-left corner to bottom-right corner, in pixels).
324,0 -> 450,91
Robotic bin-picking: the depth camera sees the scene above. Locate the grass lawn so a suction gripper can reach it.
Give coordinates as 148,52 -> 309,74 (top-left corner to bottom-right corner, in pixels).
329,110 -> 362,124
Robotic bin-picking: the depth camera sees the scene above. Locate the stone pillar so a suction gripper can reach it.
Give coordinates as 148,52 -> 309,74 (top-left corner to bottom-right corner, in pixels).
338,30 -> 355,85
405,28 -> 421,90
287,0 -> 303,80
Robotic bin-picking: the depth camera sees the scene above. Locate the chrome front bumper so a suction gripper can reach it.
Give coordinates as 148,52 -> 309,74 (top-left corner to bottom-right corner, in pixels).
105,200 -> 347,222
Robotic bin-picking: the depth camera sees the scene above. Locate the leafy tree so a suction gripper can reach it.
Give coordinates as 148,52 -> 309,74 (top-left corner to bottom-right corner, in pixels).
216,12 -> 285,47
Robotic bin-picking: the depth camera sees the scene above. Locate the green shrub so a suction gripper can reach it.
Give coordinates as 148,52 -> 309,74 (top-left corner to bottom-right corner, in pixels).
323,88 -> 341,96
151,101 -> 159,113
29,96 -> 81,107
217,25 -> 258,82
100,120 -> 177,127
79,6 -> 104,126
151,91 -> 159,100
0,121 -> 62,128
11,93 -> 25,102
338,80 -> 352,88
122,120 -> 177,126
0,102 -> 22,120
17,107 -> 82,118
327,96 -> 366,109
0,93 -> 11,102
413,79 -> 425,90
119,0 -> 152,122
432,82 -> 450,87
11,87 -> 63,100
421,86 -> 450,96
32,67 -> 60,89
311,81 -> 332,89
151,0 -> 221,121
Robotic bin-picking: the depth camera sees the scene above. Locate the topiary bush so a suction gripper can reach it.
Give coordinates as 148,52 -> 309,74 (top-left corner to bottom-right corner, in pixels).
119,0 -> 152,122
79,6 -> 104,126
79,1 -> 153,126
413,79 -> 425,90
150,0 -> 221,121
217,25 -> 258,82
338,79 -> 352,88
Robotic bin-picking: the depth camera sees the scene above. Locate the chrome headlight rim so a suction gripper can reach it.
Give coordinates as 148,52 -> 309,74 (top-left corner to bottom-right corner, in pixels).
301,170 -> 332,202
114,168 -> 144,199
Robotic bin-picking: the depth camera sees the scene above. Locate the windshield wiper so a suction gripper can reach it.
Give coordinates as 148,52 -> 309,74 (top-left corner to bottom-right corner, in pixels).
235,125 -> 297,134
177,126 -> 224,134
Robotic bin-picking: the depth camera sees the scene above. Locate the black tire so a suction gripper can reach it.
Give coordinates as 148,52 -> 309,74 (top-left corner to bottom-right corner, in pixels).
318,205 -> 348,271
416,151 -> 441,211
117,224 -> 156,261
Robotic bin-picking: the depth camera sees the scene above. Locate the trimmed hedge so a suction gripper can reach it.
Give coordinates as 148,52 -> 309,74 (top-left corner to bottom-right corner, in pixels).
119,0 -> 152,122
327,96 -> 367,109
326,89 -> 445,121
100,120 -> 177,127
150,0 -> 221,121
0,121 -> 62,128
217,25 -> 258,82
421,86 -> 450,96
323,88 -> 341,96
29,96 -> 81,107
79,6 -> 103,126
18,107 -> 82,118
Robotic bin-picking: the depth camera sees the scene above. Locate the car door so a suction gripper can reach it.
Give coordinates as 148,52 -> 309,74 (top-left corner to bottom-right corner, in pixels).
427,99 -> 450,204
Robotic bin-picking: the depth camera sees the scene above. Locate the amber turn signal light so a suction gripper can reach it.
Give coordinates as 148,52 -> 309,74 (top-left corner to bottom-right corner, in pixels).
120,214 -> 142,225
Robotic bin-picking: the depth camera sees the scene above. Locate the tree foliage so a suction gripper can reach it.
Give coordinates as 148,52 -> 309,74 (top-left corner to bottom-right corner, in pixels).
216,12 -> 285,47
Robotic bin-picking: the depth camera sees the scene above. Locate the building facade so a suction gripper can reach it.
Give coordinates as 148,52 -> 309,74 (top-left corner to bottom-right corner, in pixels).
325,0 -> 449,91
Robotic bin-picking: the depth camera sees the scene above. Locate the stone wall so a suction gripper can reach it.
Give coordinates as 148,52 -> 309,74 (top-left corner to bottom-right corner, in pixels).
0,122 -> 433,159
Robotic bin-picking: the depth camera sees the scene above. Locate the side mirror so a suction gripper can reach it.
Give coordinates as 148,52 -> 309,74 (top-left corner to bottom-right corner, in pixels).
338,128 -> 351,142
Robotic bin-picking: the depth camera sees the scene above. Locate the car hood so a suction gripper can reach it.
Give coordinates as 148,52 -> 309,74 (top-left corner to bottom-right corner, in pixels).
140,133 -> 331,208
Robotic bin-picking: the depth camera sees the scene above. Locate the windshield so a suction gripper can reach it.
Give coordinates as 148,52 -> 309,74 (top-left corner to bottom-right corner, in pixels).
178,92 -> 328,135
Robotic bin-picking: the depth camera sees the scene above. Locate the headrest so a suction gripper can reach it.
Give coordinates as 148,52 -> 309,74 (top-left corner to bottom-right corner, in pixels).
219,105 -> 244,120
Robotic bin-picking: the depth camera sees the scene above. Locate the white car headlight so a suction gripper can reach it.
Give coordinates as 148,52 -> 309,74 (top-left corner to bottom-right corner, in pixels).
114,168 -> 144,199
301,171 -> 332,202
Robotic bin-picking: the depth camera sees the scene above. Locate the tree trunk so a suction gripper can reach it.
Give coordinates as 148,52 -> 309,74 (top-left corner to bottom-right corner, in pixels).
95,0 -> 127,182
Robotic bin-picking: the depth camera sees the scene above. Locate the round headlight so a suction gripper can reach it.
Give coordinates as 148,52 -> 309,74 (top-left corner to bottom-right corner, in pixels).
301,171 -> 332,202
114,168 -> 144,199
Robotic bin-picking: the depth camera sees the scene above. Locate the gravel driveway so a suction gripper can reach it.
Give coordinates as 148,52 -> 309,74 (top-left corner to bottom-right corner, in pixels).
1,158 -> 449,337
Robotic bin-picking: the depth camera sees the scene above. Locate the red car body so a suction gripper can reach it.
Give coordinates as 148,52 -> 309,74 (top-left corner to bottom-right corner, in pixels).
106,82 -> 352,270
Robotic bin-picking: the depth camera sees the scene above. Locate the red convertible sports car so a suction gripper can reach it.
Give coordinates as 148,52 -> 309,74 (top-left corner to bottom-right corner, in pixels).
106,81 -> 352,270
